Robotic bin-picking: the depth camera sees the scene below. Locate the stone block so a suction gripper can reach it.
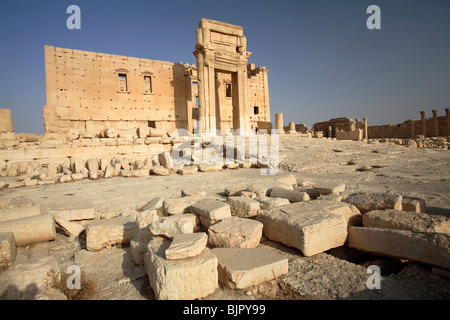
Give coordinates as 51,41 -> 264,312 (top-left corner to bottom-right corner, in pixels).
275,173 -> 297,186
47,200 -> 97,221
143,197 -> 165,216
207,217 -> 263,248
165,232 -> 208,260
198,163 -> 223,172
313,183 -> 346,195
54,215 -> 85,238
256,201 -> 358,256
348,226 -> 450,269
226,196 -> 260,218
212,248 -> 288,289
164,196 -> 204,215
158,152 -> 173,170
151,165 -> 170,176
344,192 -> 402,213
0,232 -> 16,270
148,214 -> 198,239
269,187 -> 310,203
177,165 -> 198,175
85,216 -> 138,251
0,205 -> 41,222
363,209 -> 450,234
256,195 -> 290,210
191,198 -> 231,221
7,256 -> 60,300
144,237 -> 218,300
402,196 -> 426,213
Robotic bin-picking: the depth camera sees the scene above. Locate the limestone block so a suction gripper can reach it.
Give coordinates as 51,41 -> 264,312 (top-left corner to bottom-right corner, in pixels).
149,214 -> 198,239
67,128 -> 80,141
226,196 -> 260,218
270,187 -> 310,203
143,197 -> 165,216
144,237 -> 218,300
7,256 -> 60,300
256,195 -> 290,210
47,200 -> 96,221
257,201 -> 358,256
177,165 -> 198,175
0,232 -> 16,270
104,163 -> 115,178
363,210 -> 450,234
7,181 -> 24,189
275,174 -> 297,186
86,216 -> 138,251
313,183 -> 346,195
149,128 -> 164,137
24,178 -> 38,187
164,196 -> 204,215
191,198 -> 231,221
59,174 -> 73,183
0,213 -> 56,247
54,215 -> 85,237
137,126 -> 149,138
105,128 -> 118,138
344,192 -> 402,213
402,196 -> 426,213
348,226 -> 450,269
207,217 -> 263,248
224,185 -> 248,196
128,168 -> 150,177
165,232 -> 208,260
136,209 -> 160,242
198,163 -> 223,172
0,205 -> 41,222
181,189 -> 206,197
71,173 -> 84,181
212,248 -> 288,289
151,165 -> 170,176
158,152 -> 174,170
0,109 -> 14,133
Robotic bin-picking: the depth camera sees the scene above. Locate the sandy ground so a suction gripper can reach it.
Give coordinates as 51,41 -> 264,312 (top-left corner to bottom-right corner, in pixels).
0,136 -> 449,300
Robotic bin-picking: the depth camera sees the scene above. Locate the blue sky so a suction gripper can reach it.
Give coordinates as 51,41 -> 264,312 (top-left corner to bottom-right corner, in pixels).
1,0 -> 449,134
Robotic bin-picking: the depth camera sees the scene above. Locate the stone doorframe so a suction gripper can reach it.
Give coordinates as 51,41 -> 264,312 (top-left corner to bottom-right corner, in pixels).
193,18 -> 252,135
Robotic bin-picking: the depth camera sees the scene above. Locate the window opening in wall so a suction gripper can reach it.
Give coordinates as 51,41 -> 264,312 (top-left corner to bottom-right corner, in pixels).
148,121 -> 156,128
254,106 -> 259,115
195,96 -> 199,108
144,76 -> 152,93
118,73 -> 127,91
225,83 -> 232,98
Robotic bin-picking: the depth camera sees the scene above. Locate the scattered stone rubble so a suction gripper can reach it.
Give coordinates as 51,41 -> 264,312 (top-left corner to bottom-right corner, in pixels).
1,169 -> 449,300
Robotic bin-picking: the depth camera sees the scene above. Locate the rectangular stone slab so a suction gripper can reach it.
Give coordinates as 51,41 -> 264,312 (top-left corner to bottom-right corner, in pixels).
191,198 -> 231,220
144,237 -> 218,300
348,226 -> 450,269
212,247 -> 288,289
165,232 -> 208,260
257,201 -> 354,256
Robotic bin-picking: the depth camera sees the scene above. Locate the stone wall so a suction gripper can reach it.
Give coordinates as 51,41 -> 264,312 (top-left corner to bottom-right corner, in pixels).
368,116 -> 447,139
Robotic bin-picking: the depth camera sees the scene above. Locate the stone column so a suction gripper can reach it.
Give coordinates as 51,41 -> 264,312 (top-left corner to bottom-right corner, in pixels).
328,126 -> 332,138
432,109 -> 439,137
363,117 -> 368,140
446,108 -> 450,136
420,111 -> 426,137
0,109 -> 14,133
275,113 -> 284,134
408,119 -> 415,139
288,122 -> 296,134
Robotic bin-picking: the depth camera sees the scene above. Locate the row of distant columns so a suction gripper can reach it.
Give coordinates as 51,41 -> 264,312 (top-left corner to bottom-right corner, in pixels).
418,109 -> 450,137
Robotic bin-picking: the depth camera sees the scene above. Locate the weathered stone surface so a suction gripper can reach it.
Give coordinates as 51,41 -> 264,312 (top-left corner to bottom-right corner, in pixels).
54,215 -> 85,237
47,200 -> 96,221
135,209 -> 160,242
344,192 -> 402,213
363,210 -> 450,234
181,188 -> 206,197
151,165 -> 170,176
7,255 -> 60,300
144,237 -> 218,300
275,174 -> 297,186
177,165 -> 198,175
224,185 -> 249,197
143,197 -> 165,216
402,196 -> 426,213
0,213 -> 56,247
86,216 -> 138,251
0,205 -> 41,222
226,196 -> 260,218
128,168 -> 150,177
246,181 -> 293,197
165,232 -> 208,260
191,198 -> 231,221
207,217 -> 263,248
148,214 -> 198,239
212,248 -> 288,289
348,226 -> 450,269
256,195 -> 290,210
313,183 -> 346,195
198,163 -> 223,172
158,152 -> 174,170
0,232 -> 16,270
270,187 -> 310,203
164,196 -> 204,215
257,201 -> 359,256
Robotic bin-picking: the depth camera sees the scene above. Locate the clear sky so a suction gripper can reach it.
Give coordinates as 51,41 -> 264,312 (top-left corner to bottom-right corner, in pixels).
1,0 -> 449,134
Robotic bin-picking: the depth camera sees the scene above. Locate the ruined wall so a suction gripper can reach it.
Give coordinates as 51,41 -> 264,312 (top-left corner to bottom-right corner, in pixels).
44,46 -> 192,136
368,116 -> 447,139
312,118 -> 355,138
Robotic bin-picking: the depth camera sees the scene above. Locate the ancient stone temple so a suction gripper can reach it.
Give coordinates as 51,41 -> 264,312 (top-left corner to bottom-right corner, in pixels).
43,18 -> 271,137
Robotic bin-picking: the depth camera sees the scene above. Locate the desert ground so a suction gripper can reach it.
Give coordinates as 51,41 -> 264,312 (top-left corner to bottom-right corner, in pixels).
0,135 -> 449,300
